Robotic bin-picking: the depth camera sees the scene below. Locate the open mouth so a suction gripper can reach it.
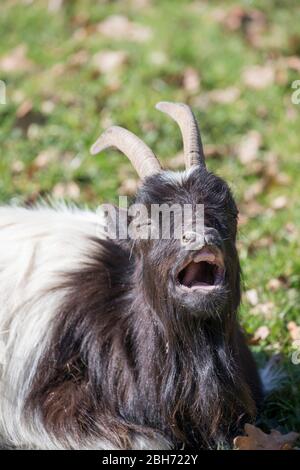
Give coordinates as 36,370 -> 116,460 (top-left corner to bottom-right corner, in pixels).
177,247 -> 225,292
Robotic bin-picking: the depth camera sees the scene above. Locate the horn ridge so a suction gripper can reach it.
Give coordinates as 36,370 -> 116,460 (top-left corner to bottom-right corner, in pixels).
90,125 -> 162,179
155,101 -> 205,168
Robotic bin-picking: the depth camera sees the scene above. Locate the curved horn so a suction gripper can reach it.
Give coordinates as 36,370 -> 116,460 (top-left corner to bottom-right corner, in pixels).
155,101 -> 205,168
90,126 -> 162,179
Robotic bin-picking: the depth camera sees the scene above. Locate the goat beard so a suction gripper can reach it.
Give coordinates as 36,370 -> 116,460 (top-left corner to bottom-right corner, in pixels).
129,291 -> 256,449
131,252 -> 255,448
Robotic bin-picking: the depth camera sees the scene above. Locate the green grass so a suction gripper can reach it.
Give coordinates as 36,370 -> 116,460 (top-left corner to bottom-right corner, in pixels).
0,0 -> 300,438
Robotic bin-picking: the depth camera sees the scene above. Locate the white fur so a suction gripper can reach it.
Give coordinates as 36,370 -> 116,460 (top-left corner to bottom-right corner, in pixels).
159,168 -> 196,186
0,205 -> 118,449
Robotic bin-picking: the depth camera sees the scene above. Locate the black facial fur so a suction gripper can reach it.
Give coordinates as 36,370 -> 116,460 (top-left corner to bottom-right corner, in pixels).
134,167 -> 241,318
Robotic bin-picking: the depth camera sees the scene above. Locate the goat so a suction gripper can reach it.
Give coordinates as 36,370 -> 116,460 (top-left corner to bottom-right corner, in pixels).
0,101 -> 263,450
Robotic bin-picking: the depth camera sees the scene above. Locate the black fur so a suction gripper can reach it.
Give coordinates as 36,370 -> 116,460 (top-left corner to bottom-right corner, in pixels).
27,167 -> 263,449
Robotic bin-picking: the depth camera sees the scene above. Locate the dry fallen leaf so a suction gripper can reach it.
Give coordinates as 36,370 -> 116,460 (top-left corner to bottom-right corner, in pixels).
129,0 -> 152,8
218,7 -> 266,32
285,56 -> 300,72
209,87 -> 240,104
241,154 -> 289,205
34,148 -> 58,169
259,152 -> 290,186
41,100 -> 56,115
252,152 -> 290,187
52,182 -> 80,200
237,130 -> 262,164
204,143 -> 231,160
192,87 -> 240,108
92,50 -> 128,74
244,160 -> 264,176
243,180 -> 265,202
11,160 -> 25,175
149,51 -> 167,66
191,93 -> 211,110
288,321 -> 300,341
234,423 -> 299,450
243,64 -> 275,90
251,325 -> 270,344
15,106 -> 47,135
183,67 -> 201,94
68,50 -> 89,68
245,289 -> 259,307
11,89 -> 26,105
251,301 -> 275,320
247,236 -> 274,255
267,276 -> 288,292
49,62 -> 66,78
240,201 -> 265,218
214,6 -> 266,47
97,15 -> 152,43
140,120 -> 156,133
274,172 -> 290,186
48,0 -> 64,12
16,99 -> 33,119
271,195 -> 288,211
0,44 -> 34,73
285,222 -> 298,235
237,213 -> 249,226
286,102 -> 298,122
183,68 -> 200,94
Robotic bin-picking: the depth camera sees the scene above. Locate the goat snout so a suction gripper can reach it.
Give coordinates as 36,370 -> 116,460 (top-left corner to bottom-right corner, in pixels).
181,227 -> 222,250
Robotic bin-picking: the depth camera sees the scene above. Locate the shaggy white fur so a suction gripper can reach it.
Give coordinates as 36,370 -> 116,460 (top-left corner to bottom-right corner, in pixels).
0,206 -> 108,449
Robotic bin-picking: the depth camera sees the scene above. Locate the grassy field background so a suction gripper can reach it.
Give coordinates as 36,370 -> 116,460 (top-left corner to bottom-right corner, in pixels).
0,0 -> 300,442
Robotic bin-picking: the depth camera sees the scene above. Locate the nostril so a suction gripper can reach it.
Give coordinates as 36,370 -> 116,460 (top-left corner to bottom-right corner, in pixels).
204,228 -> 220,244
181,231 -> 197,245
204,232 -> 222,247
